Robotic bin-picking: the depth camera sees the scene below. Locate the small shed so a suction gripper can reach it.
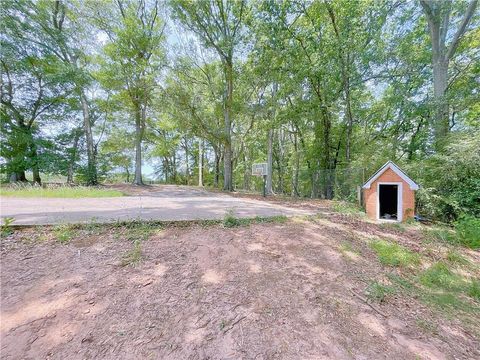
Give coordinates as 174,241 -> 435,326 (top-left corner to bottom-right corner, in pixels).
362,161 -> 419,222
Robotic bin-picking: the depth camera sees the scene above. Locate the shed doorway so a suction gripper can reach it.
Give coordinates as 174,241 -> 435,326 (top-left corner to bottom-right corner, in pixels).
379,184 -> 399,220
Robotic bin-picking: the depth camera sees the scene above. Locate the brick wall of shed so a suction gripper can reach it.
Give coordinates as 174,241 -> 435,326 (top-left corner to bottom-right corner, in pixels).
363,168 -> 415,222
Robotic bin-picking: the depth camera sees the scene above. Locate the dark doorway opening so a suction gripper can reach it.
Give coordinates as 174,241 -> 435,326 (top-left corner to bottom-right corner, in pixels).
379,184 -> 398,220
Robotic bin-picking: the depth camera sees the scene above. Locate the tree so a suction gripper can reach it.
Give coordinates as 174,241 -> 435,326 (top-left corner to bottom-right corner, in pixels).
420,0 -> 478,147
170,0 -> 248,191
97,0 -> 165,185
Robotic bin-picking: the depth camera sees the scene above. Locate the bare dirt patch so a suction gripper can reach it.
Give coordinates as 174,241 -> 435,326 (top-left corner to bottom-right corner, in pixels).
1,217 -> 479,359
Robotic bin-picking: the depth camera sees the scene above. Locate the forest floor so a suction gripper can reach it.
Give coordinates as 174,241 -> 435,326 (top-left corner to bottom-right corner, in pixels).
1,209 -> 479,359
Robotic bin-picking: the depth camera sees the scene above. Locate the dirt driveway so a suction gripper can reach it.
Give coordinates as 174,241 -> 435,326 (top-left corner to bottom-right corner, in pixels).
0,185 -> 318,225
1,215 -> 479,359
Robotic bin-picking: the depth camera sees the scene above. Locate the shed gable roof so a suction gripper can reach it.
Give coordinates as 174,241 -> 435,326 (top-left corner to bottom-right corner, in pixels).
362,161 -> 419,190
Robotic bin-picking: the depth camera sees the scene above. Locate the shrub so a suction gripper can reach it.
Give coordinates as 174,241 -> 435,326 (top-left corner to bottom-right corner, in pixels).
454,215 -> 480,249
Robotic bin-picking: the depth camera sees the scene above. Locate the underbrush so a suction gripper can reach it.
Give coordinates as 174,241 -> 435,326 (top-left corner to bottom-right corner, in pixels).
0,184 -> 123,198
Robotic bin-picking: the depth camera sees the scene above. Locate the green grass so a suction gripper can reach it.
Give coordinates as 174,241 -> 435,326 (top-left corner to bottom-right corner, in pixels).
370,239 -> 420,268
53,224 -> 75,243
446,251 -> 470,266
0,186 -> 123,198
223,211 -> 287,228
365,281 -> 396,303
419,262 -> 465,291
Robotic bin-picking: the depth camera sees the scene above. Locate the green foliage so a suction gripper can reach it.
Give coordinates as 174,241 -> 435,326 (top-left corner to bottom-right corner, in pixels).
409,133 -> 480,222
365,281 -> 396,303
1,217 -> 15,237
454,215 -> 480,249
370,240 -> 420,267
0,186 -> 123,198
53,224 -> 75,244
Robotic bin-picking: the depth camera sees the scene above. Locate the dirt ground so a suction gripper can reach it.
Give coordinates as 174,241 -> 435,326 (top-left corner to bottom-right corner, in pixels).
1,214 -> 479,359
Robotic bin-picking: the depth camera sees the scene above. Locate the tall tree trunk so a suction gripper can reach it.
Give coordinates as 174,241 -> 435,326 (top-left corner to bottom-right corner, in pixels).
67,129 -> 80,184
125,167 -> 130,183
214,145 -> 221,188
30,142 -> 41,185
223,59 -> 233,191
184,137 -> 190,185
266,129 -> 273,195
80,91 -> 97,185
420,0 -> 478,148
198,139 -> 203,187
292,131 -> 300,197
133,104 -> 144,185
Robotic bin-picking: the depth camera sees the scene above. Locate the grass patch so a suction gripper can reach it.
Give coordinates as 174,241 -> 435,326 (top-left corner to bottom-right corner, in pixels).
121,239 -> 142,266
379,222 -> 406,232
0,185 -> 123,198
365,281 -> 396,303
331,201 -> 364,216
446,251 -> 470,266
467,280 -> 480,301
223,211 -> 287,228
419,262 -> 465,291
53,224 -> 75,243
370,240 -> 420,268
122,222 -> 160,241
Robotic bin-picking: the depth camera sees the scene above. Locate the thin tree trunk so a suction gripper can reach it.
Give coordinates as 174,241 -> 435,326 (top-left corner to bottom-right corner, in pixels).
214,145 -> 220,188
133,104 -> 144,185
67,130 -> 81,184
80,91 -> 97,185
184,137 -> 190,185
198,139 -> 203,187
292,131 -> 300,197
266,129 -> 274,195
223,59 -> 233,191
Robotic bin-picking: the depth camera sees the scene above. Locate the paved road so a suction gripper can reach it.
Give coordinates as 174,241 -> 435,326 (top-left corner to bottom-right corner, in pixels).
0,186 -> 316,225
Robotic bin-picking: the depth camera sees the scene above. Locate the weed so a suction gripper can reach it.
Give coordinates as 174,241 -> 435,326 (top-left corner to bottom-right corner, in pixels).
254,215 -> 288,224
121,239 -> 142,266
1,217 -> 15,237
419,262 -> 465,291
370,240 -> 420,268
423,227 -> 458,246
365,281 -> 396,303
379,222 -> 406,232
53,224 -> 75,243
468,279 -> 480,301
446,251 -> 470,265
123,222 -> 158,242
223,211 -> 242,228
